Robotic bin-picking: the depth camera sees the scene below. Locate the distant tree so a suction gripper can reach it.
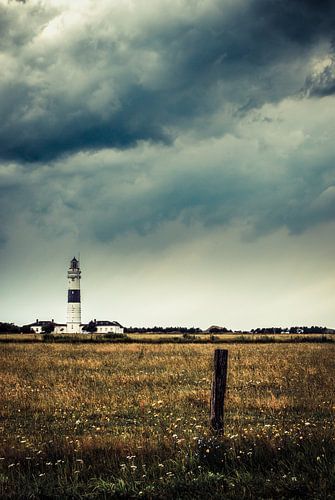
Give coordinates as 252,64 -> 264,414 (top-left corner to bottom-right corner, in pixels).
125,326 -> 203,334
251,325 -> 327,335
0,322 -> 20,333
20,325 -> 32,333
42,323 -> 55,335
82,321 -> 97,333
208,326 -> 230,333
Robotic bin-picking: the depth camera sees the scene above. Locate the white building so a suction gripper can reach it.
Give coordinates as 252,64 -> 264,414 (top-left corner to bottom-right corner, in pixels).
89,320 -> 124,334
28,320 -> 66,334
28,319 -> 124,335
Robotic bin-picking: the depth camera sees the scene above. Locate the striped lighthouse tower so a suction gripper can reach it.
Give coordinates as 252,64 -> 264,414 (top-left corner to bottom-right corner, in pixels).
67,257 -> 82,333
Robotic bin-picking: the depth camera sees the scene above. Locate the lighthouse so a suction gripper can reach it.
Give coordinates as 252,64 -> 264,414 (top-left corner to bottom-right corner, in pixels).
67,257 -> 82,333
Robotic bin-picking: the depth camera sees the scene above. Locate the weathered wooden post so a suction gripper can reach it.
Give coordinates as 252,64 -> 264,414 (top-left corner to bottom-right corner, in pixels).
210,349 -> 228,432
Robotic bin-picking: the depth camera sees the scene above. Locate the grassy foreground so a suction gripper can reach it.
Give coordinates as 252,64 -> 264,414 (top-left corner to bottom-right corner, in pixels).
0,343 -> 334,499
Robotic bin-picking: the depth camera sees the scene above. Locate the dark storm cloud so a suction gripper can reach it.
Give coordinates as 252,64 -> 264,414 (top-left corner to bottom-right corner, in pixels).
0,0 -> 334,252
253,0 -> 334,44
0,0 -> 334,162
4,87 -> 333,248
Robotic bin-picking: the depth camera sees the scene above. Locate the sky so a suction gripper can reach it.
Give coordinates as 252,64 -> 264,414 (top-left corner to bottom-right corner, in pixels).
0,0 -> 335,330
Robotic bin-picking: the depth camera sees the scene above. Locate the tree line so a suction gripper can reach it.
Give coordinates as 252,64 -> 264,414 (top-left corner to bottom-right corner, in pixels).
0,322 -> 331,334
124,326 -> 203,334
251,326 -> 328,334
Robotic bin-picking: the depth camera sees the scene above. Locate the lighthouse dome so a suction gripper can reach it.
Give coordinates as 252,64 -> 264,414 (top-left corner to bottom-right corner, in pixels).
70,257 -> 79,269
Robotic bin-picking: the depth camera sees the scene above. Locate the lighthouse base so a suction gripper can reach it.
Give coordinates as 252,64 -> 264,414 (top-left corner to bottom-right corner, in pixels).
66,323 -> 82,334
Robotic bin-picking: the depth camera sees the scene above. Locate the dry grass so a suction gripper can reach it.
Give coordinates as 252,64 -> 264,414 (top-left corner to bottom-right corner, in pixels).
0,343 -> 334,498
0,332 -> 334,343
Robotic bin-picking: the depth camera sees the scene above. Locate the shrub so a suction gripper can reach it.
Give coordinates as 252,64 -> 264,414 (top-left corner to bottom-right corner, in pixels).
41,333 -> 55,342
104,332 -> 129,340
182,333 -> 196,341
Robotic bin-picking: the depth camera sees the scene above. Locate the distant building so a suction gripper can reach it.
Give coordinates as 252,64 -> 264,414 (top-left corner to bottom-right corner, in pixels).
28,319 -> 124,335
29,257 -> 124,334
91,320 -> 124,334
28,319 -> 66,334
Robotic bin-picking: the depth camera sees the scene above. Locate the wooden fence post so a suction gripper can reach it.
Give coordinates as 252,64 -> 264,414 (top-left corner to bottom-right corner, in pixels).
210,349 -> 228,432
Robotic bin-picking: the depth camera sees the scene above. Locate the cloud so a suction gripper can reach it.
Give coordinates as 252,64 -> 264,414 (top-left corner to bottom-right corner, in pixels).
0,3 -> 334,250
1,92 -> 334,252
0,0 -> 334,162
303,54 -> 335,97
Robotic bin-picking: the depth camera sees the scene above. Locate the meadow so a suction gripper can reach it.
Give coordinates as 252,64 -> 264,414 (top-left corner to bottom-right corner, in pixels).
0,332 -> 334,344
0,343 -> 334,498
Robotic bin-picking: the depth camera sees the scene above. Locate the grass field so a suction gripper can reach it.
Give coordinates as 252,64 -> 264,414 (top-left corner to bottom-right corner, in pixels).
0,343 -> 334,498
0,332 -> 334,343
